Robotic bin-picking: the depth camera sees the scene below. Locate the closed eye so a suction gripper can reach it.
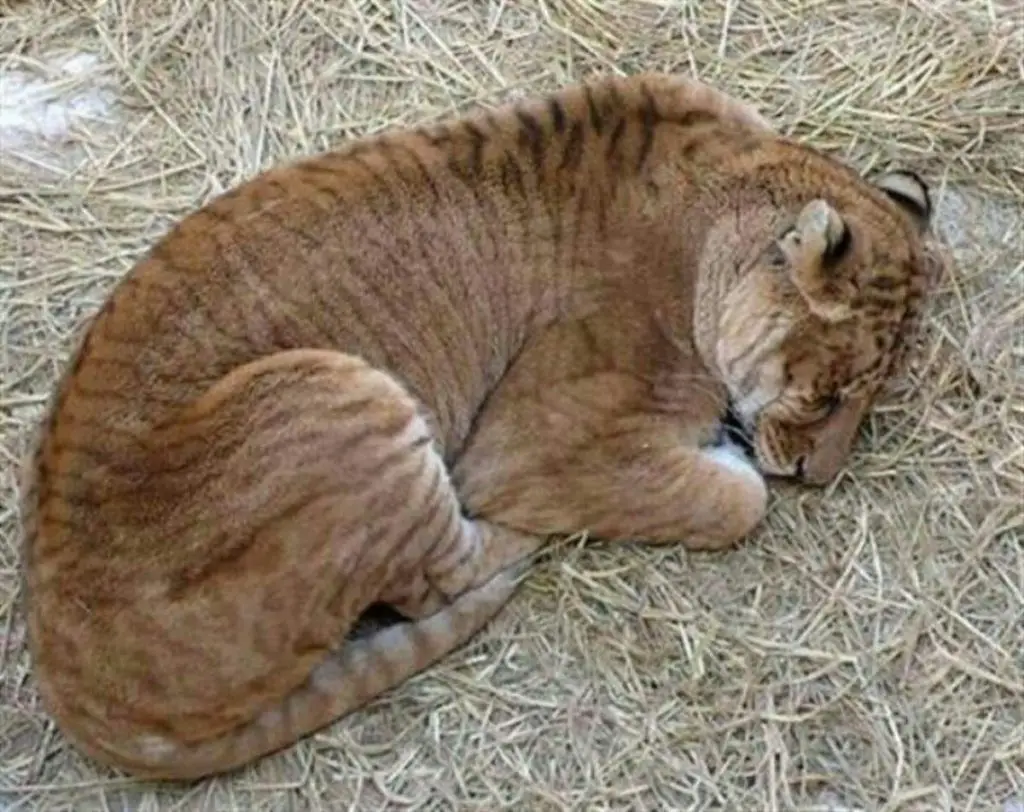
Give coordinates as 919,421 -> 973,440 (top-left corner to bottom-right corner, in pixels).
819,393 -> 843,418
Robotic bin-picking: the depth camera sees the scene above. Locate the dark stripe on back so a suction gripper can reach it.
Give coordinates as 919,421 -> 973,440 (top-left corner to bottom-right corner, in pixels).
584,85 -> 604,135
547,98 -> 567,134
636,84 -> 659,170
463,121 -> 488,177
677,110 -> 717,128
560,120 -> 585,171
606,117 -> 626,162
515,108 -> 545,171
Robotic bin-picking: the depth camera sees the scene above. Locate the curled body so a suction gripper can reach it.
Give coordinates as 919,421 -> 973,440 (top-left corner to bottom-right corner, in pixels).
20,73 -> 939,780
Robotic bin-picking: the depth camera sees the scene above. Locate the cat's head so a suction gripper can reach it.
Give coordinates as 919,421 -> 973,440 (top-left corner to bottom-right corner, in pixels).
707,168 -> 941,485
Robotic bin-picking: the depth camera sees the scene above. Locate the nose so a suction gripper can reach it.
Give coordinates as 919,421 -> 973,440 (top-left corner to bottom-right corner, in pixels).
798,452 -> 842,486
798,395 -> 867,486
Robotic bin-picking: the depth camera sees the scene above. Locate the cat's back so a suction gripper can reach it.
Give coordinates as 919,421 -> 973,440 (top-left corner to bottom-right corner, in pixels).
32,71 -> 775,455
57,139 -> 458,424
23,70 -> 778,573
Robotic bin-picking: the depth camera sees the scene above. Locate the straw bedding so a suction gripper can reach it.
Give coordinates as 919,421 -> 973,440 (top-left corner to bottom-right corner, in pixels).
0,1 -> 1021,809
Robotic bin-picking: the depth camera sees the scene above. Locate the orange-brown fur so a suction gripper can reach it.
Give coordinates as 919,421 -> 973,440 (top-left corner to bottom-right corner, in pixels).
20,73 -> 938,781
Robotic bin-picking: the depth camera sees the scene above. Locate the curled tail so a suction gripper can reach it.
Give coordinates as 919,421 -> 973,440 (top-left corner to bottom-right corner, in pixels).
90,564 -> 528,781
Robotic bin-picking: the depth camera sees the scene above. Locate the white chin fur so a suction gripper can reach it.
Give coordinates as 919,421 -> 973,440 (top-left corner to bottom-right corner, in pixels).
733,387 -> 774,426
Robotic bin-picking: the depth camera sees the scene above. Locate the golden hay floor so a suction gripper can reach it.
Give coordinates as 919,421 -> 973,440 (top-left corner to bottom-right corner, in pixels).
1,1 -> 1021,809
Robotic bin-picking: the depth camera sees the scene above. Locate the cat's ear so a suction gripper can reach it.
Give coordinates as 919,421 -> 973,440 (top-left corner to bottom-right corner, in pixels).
777,199 -> 854,323
874,170 -> 932,234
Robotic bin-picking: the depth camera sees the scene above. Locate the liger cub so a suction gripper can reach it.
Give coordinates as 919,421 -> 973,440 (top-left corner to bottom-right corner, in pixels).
20,73 -> 939,780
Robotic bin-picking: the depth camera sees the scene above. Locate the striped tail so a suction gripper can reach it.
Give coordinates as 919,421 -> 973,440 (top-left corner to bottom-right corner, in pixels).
89,564 -> 528,781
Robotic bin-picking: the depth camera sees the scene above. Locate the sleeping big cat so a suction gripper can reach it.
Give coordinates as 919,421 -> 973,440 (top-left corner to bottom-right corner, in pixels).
21,73 -> 938,780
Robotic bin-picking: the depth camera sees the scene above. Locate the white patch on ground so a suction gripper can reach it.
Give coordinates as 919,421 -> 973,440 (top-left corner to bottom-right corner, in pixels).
1004,800 -> 1024,812
815,793 -> 865,812
932,184 -> 1024,380
0,52 -> 115,151
935,184 -> 1022,250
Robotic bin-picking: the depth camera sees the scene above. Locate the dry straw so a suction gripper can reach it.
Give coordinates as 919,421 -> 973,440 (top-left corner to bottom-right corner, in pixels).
1,1 -> 1022,810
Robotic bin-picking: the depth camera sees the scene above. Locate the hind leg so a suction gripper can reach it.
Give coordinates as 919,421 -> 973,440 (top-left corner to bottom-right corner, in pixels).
177,348 -> 546,623
35,348 -> 542,766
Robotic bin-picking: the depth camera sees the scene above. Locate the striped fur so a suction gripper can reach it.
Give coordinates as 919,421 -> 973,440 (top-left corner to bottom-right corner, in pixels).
20,73 -> 937,780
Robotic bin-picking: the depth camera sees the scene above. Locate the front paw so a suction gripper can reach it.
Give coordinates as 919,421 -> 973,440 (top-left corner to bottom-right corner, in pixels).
700,441 -> 769,538
703,441 -> 762,481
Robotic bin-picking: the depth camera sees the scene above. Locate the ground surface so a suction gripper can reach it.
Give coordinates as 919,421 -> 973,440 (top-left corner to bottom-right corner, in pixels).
1,1 -> 1021,810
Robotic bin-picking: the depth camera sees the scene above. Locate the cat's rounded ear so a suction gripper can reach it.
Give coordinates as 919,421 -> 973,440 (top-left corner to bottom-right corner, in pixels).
777,199 -> 854,323
874,170 -> 932,234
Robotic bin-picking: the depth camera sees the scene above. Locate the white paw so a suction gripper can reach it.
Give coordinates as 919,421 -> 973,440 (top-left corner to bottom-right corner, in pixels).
703,442 -> 766,490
